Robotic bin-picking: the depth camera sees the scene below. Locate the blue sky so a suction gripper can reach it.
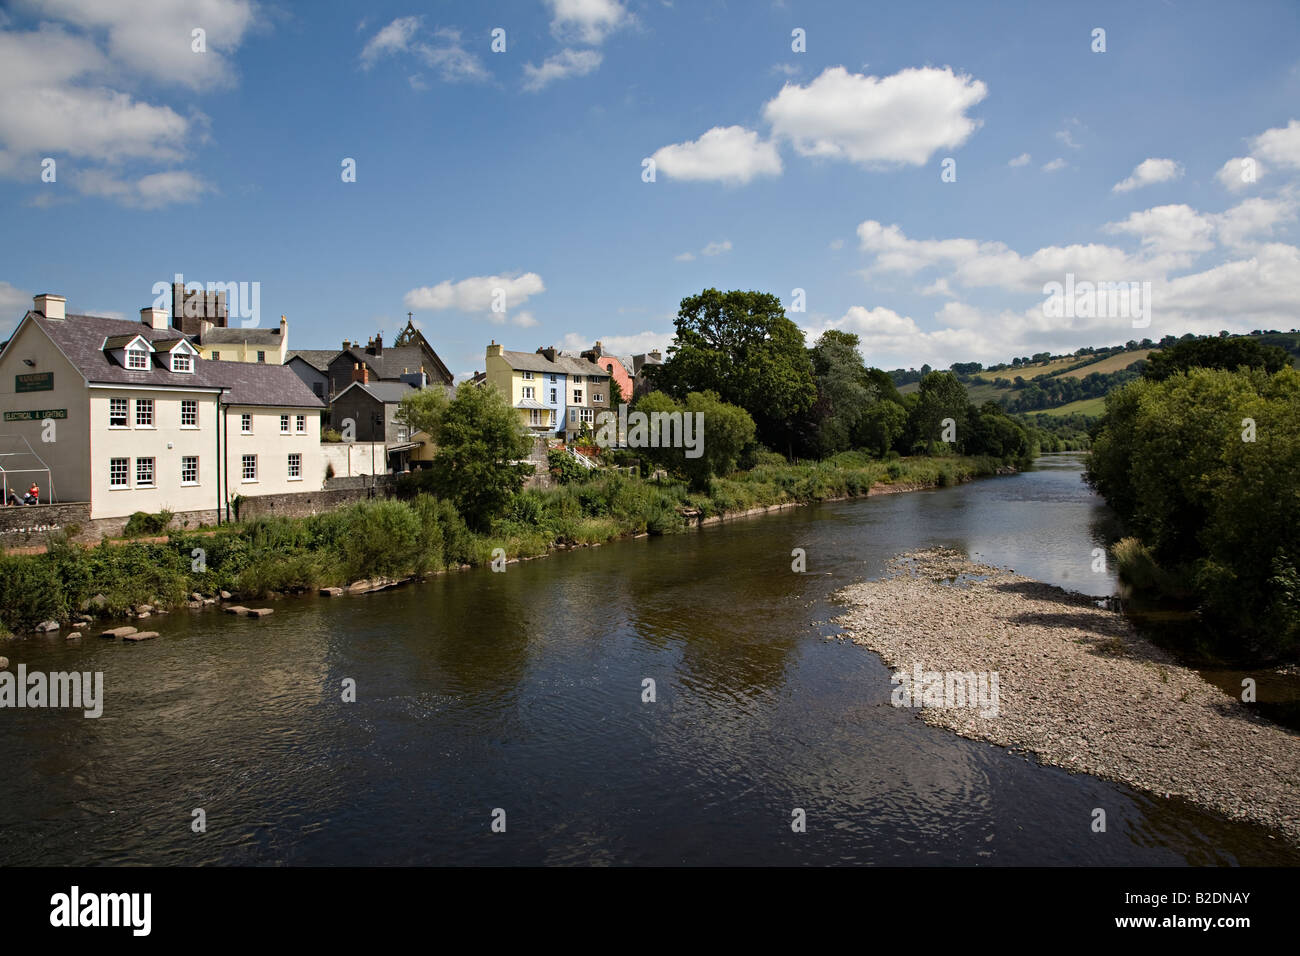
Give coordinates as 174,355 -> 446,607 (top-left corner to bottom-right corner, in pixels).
2,0 -> 1298,377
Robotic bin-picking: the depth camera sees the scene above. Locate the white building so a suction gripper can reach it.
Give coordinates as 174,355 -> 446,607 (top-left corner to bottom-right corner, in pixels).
0,294 -> 326,522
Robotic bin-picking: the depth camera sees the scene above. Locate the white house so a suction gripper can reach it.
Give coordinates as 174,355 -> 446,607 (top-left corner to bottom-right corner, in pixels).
0,294 -> 326,523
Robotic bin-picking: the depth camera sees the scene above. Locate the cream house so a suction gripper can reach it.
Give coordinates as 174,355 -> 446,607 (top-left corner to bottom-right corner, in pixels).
0,295 -> 324,522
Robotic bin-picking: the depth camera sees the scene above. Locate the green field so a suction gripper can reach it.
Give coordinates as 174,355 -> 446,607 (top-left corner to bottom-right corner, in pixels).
1037,396 -> 1106,417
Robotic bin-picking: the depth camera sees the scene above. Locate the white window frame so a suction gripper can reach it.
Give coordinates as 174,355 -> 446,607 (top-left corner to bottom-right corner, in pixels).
181,456 -> 199,485
181,399 -> 198,428
572,388 -> 583,404
280,414 -> 290,434
522,386 -> 535,400
126,347 -> 149,370
171,352 -> 192,373
287,452 -> 302,480
295,414 -> 306,434
109,397 -> 128,428
521,370 -> 534,380
135,457 -> 155,488
135,398 -> 154,428
109,457 -> 129,488
241,413 -> 252,435
241,454 -> 257,482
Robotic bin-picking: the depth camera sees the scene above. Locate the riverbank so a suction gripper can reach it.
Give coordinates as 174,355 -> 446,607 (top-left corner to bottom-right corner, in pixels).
835,548 -> 1300,845
0,454 -> 1015,637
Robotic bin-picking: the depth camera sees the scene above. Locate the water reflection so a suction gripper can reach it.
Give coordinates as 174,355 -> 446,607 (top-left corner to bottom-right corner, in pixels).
1,454 -> 1296,865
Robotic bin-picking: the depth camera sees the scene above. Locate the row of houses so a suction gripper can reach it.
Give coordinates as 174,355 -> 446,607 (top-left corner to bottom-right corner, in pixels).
0,290 -> 666,525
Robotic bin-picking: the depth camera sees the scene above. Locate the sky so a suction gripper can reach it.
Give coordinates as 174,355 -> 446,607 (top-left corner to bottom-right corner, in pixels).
1,0 -> 1298,378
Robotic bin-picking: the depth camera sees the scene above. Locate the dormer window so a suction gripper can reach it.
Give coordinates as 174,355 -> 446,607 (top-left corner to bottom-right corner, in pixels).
171,352 -> 192,373
126,347 -> 149,370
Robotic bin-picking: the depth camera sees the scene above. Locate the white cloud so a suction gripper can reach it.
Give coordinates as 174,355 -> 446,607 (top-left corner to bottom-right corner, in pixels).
558,330 -> 670,356
403,272 -> 546,316
512,310 -> 539,328
919,277 -> 956,297
546,0 -> 630,45
1055,120 -> 1083,150
21,0 -> 258,90
1251,118 -> 1300,169
1112,157 -> 1183,193
1103,204 -> 1215,257
762,66 -> 987,167
1216,156 -> 1265,191
674,252 -> 695,262
1008,152 -> 1031,167
522,48 -> 602,91
1211,193 -> 1298,250
701,240 -> 732,256
0,6 -> 257,208
76,168 -> 213,208
829,238 -> 845,250
650,125 -> 782,184
360,15 -> 421,67
0,280 -> 30,324
1042,158 -> 1066,172
361,19 -> 487,83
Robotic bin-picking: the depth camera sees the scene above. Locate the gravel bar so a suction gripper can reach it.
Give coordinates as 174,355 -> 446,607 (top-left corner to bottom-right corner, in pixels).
835,548 -> 1300,845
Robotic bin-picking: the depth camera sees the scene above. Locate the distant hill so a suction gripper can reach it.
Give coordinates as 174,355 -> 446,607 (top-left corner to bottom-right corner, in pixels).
893,330 -> 1300,417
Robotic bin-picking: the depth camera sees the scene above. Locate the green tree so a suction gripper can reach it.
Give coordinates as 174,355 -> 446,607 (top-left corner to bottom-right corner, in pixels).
631,390 -> 756,490
425,382 -> 533,531
907,371 -> 971,453
1087,367 -> 1300,660
854,399 -> 908,456
808,330 -> 875,456
395,386 -> 451,442
655,288 -> 816,455
1143,336 -> 1290,381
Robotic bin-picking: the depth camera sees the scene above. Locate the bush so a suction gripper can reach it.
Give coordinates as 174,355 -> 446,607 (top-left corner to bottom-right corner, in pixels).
123,510 -> 173,537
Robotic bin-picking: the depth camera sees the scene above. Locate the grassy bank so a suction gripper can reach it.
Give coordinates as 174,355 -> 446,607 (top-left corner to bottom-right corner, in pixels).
0,453 -> 1008,635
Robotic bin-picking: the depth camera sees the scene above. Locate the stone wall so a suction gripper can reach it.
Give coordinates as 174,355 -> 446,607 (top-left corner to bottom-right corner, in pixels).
234,480 -> 396,520
0,501 -> 91,548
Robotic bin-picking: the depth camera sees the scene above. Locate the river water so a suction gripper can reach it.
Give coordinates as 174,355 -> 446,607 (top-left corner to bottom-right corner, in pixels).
2,454 -> 1296,865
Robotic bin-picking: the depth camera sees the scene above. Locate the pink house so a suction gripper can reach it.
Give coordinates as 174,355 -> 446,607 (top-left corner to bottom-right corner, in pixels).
581,342 -> 633,402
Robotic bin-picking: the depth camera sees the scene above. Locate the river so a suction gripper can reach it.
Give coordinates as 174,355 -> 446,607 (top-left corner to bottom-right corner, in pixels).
2,453 -> 1296,865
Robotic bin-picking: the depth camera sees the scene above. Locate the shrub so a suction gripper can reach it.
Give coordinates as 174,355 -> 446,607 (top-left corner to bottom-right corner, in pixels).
123,510 -> 173,537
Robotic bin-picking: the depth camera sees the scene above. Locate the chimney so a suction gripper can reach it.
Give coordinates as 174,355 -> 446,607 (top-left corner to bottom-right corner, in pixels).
538,346 -> 557,363
352,362 -> 370,385
199,318 -> 214,339
374,332 -> 383,356
486,341 -> 504,358
650,349 -> 662,361
140,307 -> 168,330
342,339 -> 351,350
34,294 -> 66,320
279,315 -> 287,336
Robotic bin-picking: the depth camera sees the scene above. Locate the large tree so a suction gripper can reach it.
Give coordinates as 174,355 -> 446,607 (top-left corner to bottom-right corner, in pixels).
402,383 -> 533,531
655,289 -> 816,454
808,329 -> 876,456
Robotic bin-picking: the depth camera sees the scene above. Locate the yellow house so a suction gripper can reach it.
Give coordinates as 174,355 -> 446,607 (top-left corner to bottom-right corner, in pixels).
194,315 -> 289,365
484,341 -> 610,438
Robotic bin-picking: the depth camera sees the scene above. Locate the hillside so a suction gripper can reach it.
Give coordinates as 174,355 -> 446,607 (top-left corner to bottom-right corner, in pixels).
891,331 -> 1300,417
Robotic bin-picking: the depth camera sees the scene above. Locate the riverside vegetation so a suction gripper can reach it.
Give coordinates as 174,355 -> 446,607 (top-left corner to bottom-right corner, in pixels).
1087,336 -> 1300,665
0,453 -> 1008,636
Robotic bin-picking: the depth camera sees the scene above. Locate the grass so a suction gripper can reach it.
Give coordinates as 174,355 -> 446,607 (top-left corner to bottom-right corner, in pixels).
1038,396 -> 1106,417
0,454 -> 1012,634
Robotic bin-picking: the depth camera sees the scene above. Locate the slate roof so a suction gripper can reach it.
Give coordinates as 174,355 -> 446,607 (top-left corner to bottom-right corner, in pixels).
286,349 -> 339,372
330,345 -> 445,381
498,349 -> 609,378
199,326 -> 284,346
25,312 -> 324,408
